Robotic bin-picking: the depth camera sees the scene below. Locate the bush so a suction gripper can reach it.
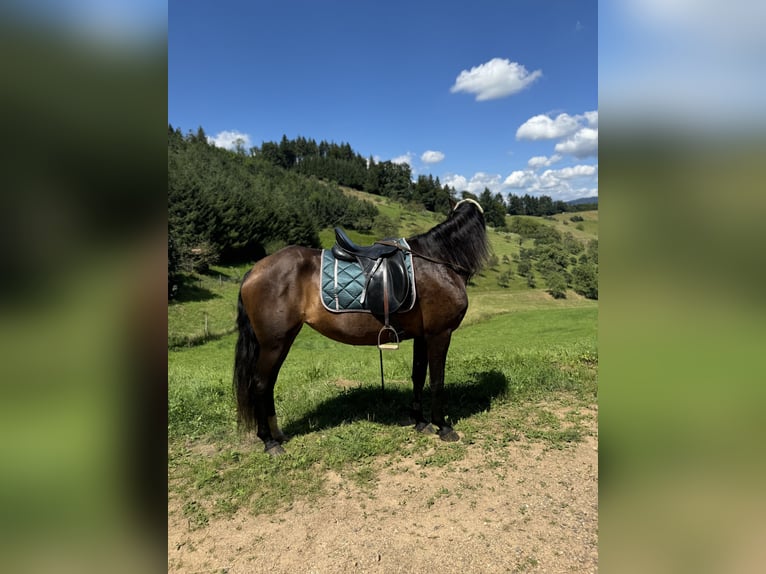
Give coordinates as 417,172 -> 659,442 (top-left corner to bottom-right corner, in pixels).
572,262 -> 598,299
373,214 -> 399,238
497,270 -> 512,288
545,271 -> 568,299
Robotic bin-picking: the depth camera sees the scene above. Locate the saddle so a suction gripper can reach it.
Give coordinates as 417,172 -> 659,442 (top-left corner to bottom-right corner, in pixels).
331,228 -> 412,340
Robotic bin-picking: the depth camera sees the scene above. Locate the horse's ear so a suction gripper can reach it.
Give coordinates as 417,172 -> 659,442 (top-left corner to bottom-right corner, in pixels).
448,196 -> 457,211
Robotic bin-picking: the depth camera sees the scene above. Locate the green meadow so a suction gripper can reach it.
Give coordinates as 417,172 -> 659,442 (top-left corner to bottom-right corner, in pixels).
169,292 -> 596,526
168,200 -> 597,525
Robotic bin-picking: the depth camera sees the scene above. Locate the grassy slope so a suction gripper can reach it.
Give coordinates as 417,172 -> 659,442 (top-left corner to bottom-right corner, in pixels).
168,191 -> 598,523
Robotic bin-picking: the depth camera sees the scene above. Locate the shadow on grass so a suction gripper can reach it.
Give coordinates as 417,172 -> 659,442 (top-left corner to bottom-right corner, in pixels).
168,327 -> 237,350
170,275 -> 220,304
282,369 -> 508,437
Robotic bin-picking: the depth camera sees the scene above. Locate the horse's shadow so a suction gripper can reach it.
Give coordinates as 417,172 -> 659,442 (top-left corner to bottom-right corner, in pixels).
282,369 -> 508,437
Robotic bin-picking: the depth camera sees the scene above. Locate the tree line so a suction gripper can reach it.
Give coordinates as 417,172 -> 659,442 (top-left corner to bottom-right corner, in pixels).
472,189 -> 597,229
253,135 -> 456,214
254,135 -> 597,226
168,126 -> 379,291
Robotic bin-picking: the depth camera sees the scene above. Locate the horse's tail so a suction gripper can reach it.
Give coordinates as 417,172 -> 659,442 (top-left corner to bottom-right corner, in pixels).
233,270 -> 259,431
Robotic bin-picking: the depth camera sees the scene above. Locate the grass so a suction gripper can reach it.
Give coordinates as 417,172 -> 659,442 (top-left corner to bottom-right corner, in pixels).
169,295 -> 597,522
168,194 -> 598,523
168,264 -> 251,348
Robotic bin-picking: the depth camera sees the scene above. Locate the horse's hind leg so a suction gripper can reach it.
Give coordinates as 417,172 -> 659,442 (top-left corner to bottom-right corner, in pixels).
254,325 -> 302,455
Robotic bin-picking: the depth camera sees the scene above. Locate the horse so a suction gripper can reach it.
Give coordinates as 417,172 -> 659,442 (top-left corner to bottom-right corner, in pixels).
233,198 -> 490,454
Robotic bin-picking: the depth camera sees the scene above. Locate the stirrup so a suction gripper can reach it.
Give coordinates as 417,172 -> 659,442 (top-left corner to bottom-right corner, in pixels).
377,325 -> 400,350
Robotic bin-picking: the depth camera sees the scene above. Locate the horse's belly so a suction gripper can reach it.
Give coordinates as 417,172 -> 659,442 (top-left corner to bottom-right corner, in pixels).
305,308 -> 418,346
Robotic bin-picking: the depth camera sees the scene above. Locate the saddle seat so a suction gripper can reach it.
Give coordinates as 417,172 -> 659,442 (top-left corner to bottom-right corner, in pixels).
332,227 -> 400,260
331,227 -> 412,317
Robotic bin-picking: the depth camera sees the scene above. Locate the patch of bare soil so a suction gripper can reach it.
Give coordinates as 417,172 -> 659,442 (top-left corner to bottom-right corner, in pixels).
169,414 -> 597,574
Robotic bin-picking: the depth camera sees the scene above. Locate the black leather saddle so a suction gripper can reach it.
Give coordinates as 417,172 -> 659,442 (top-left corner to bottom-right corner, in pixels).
331,228 -> 412,317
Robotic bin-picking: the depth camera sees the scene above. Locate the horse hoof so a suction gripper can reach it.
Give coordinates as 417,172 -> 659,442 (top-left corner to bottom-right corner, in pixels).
274,433 -> 290,444
415,422 -> 435,434
438,427 -> 460,442
265,443 -> 286,456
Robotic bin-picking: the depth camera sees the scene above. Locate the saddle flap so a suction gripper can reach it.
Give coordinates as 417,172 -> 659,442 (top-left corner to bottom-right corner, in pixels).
364,253 -> 410,315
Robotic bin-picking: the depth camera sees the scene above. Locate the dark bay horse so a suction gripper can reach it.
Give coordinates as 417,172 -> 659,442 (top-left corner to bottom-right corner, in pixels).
234,198 -> 490,454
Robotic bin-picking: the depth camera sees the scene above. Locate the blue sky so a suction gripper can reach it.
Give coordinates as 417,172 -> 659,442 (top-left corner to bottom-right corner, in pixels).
169,1 -> 598,201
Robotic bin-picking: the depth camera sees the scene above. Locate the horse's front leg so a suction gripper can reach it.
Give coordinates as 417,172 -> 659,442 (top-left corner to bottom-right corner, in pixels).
426,331 -> 459,442
411,336 -> 433,433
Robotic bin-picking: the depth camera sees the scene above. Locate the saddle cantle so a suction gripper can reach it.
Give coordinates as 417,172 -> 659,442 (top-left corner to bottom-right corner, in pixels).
332,228 -> 400,261
330,228 -> 412,317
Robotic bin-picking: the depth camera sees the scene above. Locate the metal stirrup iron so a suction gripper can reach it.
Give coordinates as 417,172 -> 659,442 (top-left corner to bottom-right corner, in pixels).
377,269 -> 400,391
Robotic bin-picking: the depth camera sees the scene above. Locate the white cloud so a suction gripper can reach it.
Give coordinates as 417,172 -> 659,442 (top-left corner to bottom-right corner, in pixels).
553,164 -> 598,178
554,127 -> 598,158
527,154 -> 562,169
442,174 -> 468,191
450,58 -> 542,101
421,150 -> 445,164
511,110 -> 598,194
391,153 -> 414,166
538,170 -> 563,189
443,172 -> 503,195
501,162 -> 598,201
207,130 -> 251,151
504,170 -> 536,188
516,113 -> 581,140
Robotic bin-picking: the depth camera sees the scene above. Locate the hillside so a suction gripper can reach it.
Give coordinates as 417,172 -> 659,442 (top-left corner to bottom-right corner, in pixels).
333,187 -> 598,297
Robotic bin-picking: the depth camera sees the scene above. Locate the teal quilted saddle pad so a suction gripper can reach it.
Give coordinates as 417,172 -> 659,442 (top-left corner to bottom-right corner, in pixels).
320,239 -> 415,313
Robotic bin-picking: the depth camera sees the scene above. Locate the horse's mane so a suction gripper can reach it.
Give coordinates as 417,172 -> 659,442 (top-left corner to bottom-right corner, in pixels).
408,200 -> 491,279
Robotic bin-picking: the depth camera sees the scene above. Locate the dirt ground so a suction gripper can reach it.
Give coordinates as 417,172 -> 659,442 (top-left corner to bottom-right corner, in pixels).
168,413 -> 597,574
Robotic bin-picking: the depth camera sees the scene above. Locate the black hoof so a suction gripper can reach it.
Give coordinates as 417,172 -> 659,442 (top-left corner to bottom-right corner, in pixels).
415,422 -> 436,434
265,442 -> 286,456
438,427 -> 460,442
274,433 -> 290,444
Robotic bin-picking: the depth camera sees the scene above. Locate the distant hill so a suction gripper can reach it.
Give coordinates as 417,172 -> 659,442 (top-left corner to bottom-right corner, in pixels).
335,187 -> 598,297
567,196 -> 598,206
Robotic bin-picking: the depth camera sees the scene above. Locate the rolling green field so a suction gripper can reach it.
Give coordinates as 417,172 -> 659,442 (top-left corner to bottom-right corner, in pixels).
168,199 -> 598,526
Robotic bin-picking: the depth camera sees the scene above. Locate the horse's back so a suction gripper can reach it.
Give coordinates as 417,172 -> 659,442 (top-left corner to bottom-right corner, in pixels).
244,245 -> 318,286
240,246 -> 320,337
